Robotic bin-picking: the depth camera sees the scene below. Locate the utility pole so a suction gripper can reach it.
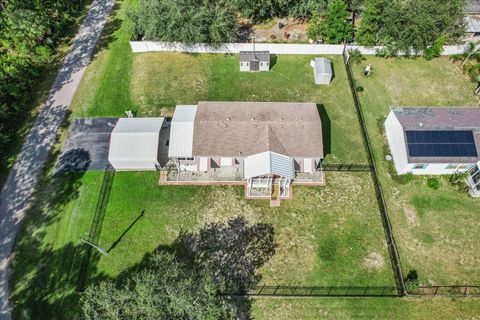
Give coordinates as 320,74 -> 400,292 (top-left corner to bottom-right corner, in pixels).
80,238 -> 108,255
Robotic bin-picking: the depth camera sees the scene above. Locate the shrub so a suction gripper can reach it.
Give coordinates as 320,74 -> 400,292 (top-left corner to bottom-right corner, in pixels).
424,34 -> 447,60
448,171 -> 470,193
388,164 -> 414,184
427,178 -> 440,190
405,270 -> 419,294
356,85 -> 364,92
348,48 -> 365,65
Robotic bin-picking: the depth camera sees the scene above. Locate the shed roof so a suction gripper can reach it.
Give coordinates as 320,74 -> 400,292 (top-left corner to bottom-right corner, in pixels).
108,118 -> 164,163
391,107 -> 480,163
240,51 -> 270,62
192,101 -> 323,158
466,16 -> 480,33
311,57 -> 332,84
244,151 -> 295,179
168,105 -> 197,157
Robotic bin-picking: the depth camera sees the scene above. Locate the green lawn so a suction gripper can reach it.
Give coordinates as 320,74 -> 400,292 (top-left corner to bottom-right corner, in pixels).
252,297 -> 480,320
96,171 -> 392,287
352,57 -> 480,284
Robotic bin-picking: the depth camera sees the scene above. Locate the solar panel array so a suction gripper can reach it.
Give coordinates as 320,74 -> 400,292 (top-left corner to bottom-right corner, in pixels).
406,130 -> 478,157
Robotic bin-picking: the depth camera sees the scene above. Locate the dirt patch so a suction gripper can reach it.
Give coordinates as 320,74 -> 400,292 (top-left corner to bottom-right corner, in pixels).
363,252 -> 385,272
197,187 -> 260,226
403,205 -> 420,227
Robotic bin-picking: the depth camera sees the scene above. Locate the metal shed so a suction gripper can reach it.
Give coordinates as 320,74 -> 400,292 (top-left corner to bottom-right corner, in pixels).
168,105 -> 197,158
310,57 -> 332,85
108,118 -> 165,170
240,51 -> 270,72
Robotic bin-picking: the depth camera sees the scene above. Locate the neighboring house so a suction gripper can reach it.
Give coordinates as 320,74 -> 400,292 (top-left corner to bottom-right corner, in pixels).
465,16 -> 480,37
466,0 -> 480,14
168,101 -> 323,199
108,117 -> 169,170
310,57 -> 332,85
385,107 -> 480,177
239,51 -> 270,72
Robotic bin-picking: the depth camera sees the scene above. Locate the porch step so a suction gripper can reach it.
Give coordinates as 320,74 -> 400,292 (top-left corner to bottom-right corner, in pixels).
270,198 -> 281,207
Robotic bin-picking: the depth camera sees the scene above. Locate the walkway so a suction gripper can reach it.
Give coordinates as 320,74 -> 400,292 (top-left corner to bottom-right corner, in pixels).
0,0 -> 114,318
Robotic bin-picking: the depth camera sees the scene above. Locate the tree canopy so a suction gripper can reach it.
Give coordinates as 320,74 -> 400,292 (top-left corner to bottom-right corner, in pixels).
128,0 -> 239,44
0,0 -> 86,158
356,0 -> 465,54
307,0 -> 353,43
82,217 -> 276,320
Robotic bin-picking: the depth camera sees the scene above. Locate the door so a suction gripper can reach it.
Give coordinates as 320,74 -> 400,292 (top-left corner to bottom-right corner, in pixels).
250,60 -> 259,71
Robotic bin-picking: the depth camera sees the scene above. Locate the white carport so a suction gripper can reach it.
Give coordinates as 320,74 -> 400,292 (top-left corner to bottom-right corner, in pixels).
310,57 -> 332,85
244,151 -> 294,198
108,117 -> 164,170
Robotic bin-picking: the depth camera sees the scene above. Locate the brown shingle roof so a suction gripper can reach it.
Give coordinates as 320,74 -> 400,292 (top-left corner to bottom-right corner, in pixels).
192,101 -> 323,158
392,107 -> 480,163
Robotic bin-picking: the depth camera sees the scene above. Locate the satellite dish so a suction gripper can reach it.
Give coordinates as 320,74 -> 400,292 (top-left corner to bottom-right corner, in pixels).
385,155 -> 393,161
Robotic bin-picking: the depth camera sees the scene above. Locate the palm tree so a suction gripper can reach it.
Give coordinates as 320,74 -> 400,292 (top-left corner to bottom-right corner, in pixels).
461,41 -> 480,67
463,62 -> 480,93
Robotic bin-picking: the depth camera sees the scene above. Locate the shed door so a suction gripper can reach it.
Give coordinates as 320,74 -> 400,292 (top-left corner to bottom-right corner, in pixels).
250,60 -> 259,71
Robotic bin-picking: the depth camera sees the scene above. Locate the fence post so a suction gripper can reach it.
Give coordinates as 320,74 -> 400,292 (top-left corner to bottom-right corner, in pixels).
273,285 -> 280,295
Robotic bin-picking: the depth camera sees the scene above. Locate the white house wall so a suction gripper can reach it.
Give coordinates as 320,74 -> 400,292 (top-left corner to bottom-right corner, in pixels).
408,163 -> 476,175
385,111 -> 410,174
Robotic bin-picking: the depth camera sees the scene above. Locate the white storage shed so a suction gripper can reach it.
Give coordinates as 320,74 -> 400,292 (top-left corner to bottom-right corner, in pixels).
108,117 -> 165,170
310,57 -> 332,85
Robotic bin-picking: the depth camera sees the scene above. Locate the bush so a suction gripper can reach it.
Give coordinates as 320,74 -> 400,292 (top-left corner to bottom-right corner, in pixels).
356,85 -> 364,92
448,171 -> 469,193
424,34 -> 447,60
405,270 -> 419,294
388,164 -> 414,184
348,49 -> 365,65
427,178 -> 440,190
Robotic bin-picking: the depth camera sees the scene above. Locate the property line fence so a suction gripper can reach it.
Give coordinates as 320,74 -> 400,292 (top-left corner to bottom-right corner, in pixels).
410,286 -> 480,297
130,41 -> 469,56
342,47 -> 406,296
322,163 -> 372,172
77,164 -> 115,291
225,285 -> 398,297
223,285 -> 480,298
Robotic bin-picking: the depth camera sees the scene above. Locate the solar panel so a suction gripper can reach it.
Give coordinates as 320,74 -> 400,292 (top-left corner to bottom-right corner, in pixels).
405,130 -> 478,157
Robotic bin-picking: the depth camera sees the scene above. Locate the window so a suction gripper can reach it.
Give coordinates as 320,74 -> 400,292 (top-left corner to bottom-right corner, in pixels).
445,163 -> 459,169
165,139 -> 169,147
240,62 -> 243,66
412,164 -> 427,170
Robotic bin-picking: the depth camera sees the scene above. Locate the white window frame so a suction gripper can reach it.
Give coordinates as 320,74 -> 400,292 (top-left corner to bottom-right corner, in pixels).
412,164 -> 428,170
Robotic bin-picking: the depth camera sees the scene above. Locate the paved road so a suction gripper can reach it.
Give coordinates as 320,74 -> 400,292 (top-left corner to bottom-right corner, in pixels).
0,0 -> 114,318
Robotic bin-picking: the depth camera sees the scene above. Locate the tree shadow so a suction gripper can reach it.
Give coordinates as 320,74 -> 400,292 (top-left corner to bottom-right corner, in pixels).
317,104 -> 331,157
94,217 -> 277,319
91,1 -> 123,58
56,148 -> 92,173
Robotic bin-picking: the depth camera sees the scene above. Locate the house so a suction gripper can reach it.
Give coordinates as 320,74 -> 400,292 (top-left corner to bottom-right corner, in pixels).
108,117 -> 169,170
239,51 -> 270,72
465,16 -> 480,37
385,107 -> 480,176
310,57 -> 332,85
167,101 -> 323,198
466,0 -> 480,14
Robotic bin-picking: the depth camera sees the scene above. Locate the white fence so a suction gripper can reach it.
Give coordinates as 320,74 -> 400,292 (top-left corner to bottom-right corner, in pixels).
130,41 -> 469,56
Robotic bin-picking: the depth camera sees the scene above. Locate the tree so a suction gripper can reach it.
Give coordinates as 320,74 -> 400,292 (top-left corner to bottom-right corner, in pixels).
356,0 -> 390,46
321,0 -> 353,43
82,252 -> 236,320
460,41 -> 480,67
307,0 -> 352,43
128,0 -> 239,45
357,0 -> 465,54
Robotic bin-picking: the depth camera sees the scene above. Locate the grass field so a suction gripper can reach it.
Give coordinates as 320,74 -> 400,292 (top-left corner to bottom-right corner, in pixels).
252,297 -> 480,319
352,57 -> 480,285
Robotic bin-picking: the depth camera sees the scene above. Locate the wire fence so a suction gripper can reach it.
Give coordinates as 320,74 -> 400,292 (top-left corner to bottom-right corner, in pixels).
322,163 -> 372,172
410,286 -> 480,297
77,164 -> 115,291
223,284 -> 480,298
342,47 -> 406,296
225,285 -> 398,297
